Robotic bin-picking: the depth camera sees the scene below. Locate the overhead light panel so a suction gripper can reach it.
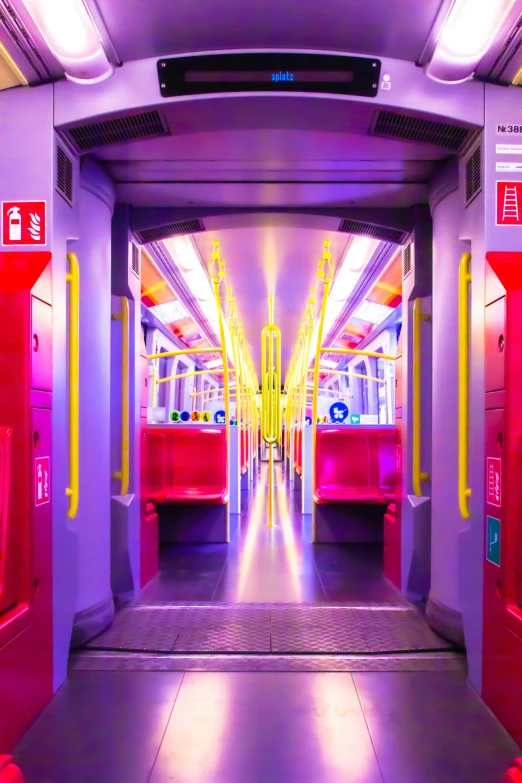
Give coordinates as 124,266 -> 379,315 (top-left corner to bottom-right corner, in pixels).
19,0 -> 114,83
352,299 -> 395,325
320,358 -> 338,369
148,300 -> 188,324
204,359 -> 223,370
425,0 -> 517,83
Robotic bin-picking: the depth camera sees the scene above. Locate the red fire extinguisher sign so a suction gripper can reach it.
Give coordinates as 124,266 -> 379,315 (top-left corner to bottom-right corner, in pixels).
1,201 -> 47,246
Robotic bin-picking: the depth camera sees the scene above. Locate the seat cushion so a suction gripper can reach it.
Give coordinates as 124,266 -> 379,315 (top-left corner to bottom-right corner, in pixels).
314,487 -> 384,504
160,486 -> 228,504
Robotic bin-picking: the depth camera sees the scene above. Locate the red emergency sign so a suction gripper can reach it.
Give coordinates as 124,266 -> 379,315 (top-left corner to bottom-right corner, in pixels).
1,201 -> 47,246
35,456 -> 50,506
496,182 -> 522,226
486,457 -> 501,507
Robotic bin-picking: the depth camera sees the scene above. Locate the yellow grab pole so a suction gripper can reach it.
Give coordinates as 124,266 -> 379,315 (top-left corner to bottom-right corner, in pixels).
412,298 -> 430,498
458,253 -> 472,519
261,295 -> 281,527
66,252 -> 80,519
112,296 -> 130,495
312,243 -> 333,498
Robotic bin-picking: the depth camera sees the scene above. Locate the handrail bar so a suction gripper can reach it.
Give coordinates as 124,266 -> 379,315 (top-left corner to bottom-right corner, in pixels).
157,368 -> 235,385
147,347 -> 221,360
458,252 -> 472,519
320,346 -> 396,360
65,252 -> 80,519
412,298 -> 430,498
112,296 -> 129,495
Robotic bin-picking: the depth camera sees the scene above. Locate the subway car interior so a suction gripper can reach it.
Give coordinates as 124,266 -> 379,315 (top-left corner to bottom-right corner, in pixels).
3,0 -> 522,781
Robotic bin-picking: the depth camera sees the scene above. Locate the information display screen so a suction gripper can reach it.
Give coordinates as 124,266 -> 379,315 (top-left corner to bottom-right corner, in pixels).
158,53 -> 380,98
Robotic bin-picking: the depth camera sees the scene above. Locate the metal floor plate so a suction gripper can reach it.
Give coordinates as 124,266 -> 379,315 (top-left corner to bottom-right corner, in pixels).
85,602 -> 453,655
71,650 -> 466,673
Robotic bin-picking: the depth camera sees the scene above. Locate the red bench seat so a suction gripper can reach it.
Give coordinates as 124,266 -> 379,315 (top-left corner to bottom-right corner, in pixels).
314,426 -> 396,505
146,426 -> 228,505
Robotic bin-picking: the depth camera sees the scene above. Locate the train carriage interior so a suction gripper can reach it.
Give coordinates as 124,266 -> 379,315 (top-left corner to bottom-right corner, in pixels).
3,0 -> 522,780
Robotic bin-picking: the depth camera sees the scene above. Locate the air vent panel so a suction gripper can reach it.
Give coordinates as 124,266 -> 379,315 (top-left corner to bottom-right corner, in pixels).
465,144 -> 482,207
56,144 -> 73,206
402,243 -> 412,280
338,219 -> 408,245
62,110 -> 170,153
136,219 -> 205,244
131,243 -> 140,279
371,109 -> 472,152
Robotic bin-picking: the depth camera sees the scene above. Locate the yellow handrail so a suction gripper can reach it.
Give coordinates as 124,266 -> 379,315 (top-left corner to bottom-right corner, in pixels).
321,346 -> 396,361
66,252 -> 80,519
261,295 -> 281,527
412,298 -> 430,498
147,347 -> 221,360
157,368 -> 235,385
112,297 -> 130,495
312,242 -> 334,497
458,252 -> 472,519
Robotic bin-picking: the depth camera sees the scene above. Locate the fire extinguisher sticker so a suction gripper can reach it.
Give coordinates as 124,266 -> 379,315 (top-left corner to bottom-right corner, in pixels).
35,456 -> 50,506
1,201 -> 46,246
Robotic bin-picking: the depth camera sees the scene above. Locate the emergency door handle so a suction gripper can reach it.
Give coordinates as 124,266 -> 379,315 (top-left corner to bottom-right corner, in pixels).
458,252 -> 472,519
112,297 -> 130,495
412,298 -> 430,497
66,252 -> 80,519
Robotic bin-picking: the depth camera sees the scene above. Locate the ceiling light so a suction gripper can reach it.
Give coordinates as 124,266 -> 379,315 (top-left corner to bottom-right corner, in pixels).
148,300 -> 188,324
205,359 -> 223,370
19,0 -> 113,83
353,300 -> 395,324
163,235 -> 233,360
320,359 -> 338,369
426,0 -> 517,83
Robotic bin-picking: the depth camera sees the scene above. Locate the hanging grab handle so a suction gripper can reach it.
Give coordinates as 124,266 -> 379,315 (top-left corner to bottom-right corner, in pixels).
112,296 -> 129,495
458,252 -> 472,519
412,298 -> 430,497
66,252 -> 80,519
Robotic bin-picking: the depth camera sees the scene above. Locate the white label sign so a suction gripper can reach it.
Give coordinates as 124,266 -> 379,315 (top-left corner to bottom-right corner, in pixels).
496,144 -> 522,155
496,161 -> 522,172
496,124 -> 522,136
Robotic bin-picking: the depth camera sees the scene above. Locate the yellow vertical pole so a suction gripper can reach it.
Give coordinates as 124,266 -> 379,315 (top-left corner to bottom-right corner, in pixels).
312,244 -> 333,499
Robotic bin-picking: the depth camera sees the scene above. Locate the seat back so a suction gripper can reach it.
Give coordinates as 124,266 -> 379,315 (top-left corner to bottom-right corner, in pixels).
0,428 -> 12,609
0,756 -> 24,783
377,430 -> 396,492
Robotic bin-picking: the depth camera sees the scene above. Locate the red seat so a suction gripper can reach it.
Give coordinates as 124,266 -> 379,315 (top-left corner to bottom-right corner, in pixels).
314,427 -> 396,505
148,426 -> 228,505
503,760 -> 522,783
0,756 -> 24,782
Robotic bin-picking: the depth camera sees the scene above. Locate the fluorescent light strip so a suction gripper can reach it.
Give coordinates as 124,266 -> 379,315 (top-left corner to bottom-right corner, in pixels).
426,0 -> 517,83
148,300 -> 189,325
163,235 -> 233,360
352,299 -> 395,325
309,236 -> 380,361
19,0 -> 113,83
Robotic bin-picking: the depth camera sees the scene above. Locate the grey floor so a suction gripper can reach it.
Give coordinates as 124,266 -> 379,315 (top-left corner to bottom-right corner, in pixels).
14,669 -> 519,783
12,463 -> 521,782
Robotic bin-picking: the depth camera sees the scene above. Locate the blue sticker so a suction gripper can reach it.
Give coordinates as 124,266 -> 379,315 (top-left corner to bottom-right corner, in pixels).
214,410 -> 226,424
305,415 -> 312,426
180,410 -> 190,422
330,402 -> 349,423
350,413 -> 361,425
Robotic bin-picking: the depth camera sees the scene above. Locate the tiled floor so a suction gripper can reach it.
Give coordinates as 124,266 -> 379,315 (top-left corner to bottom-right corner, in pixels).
14,670 -> 519,783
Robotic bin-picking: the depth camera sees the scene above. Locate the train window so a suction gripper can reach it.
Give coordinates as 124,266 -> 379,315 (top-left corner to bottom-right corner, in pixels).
355,361 -> 369,415
175,361 -> 188,410
377,354 -> 387,424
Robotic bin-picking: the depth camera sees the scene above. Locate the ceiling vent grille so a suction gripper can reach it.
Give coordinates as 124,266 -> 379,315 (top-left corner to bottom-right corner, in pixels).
56,143 -> 73,206
370,109 -> 472,152
136,219 -> 205,244
61,110 -> 170,153
402,243 -> 413,280
130,242 -> 140,279
338,219 -> 408,245
465,144 -> 482,207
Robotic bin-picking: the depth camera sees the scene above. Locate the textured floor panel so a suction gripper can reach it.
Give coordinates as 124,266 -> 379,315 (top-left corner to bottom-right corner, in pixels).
84,603 -> 452,655
70,650 -> 467,673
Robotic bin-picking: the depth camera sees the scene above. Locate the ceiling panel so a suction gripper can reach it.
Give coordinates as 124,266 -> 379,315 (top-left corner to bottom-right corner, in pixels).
194,226 -> 352,377
94,0 -> 442,65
